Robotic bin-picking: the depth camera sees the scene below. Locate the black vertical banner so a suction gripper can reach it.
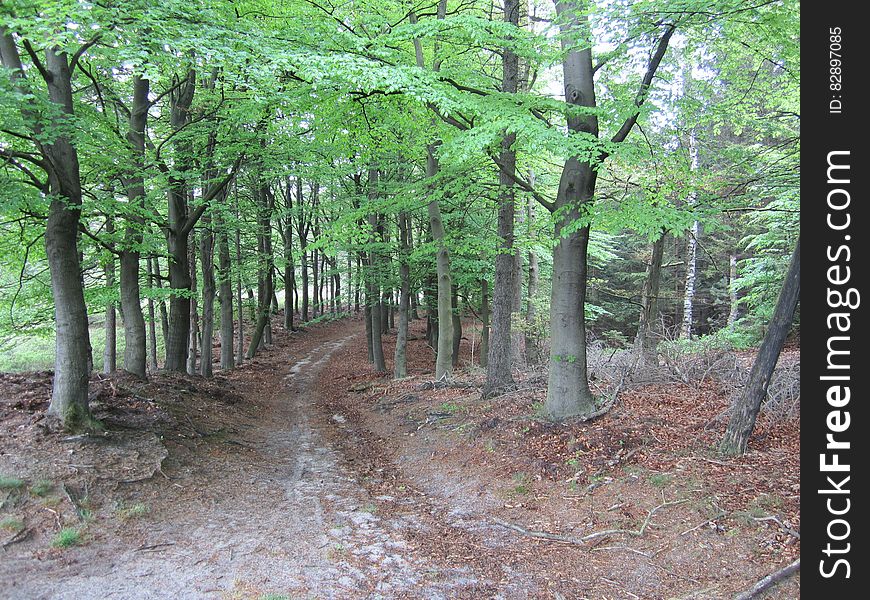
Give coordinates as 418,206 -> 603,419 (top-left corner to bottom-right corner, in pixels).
803,3 -> 866,596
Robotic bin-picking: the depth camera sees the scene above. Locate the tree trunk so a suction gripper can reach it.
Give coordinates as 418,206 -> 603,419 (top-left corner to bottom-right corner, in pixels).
234,206 -> 245,365
146,258 -> 159,372
451,286 -> 462,368
480,277 -> 490,368
634,232 -> 666,369
200,213 -> 216,377
720,237 -> 800,455
187,229 -> 199,375
484,0 -> 520,397
394,211 -> 411,379
525,196 -> 541,365
426,149 -> 454,380
367,171 -> 386,372
36,47 -> 94,429
151,255 -> 170,351
681,131 -> 701,339
164,70 -> 196,372
217,216 -> 234,370
283,217 -> 295,331
727,253 -> 740,326
118,74 -> 149,379
103,240 -> 117,374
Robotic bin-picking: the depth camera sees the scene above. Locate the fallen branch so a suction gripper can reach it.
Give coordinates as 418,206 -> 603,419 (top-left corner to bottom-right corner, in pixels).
733,559 -> 800,600
1,527 -> 30,550
751,515 -> 800,539
495,495 -> 690,545
135,542 -> 176,552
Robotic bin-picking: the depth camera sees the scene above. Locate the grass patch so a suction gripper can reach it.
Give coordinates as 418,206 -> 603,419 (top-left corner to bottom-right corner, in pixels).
258,595 -> 291,600
51,528 -> 82,548
30,479 -> 56,497
116,502 -> 149,520
0,517 -> 25,532
507,472 -> 532,497
0,475 -> 25,490
438,401 -> 462,415
648,472 -> 673,488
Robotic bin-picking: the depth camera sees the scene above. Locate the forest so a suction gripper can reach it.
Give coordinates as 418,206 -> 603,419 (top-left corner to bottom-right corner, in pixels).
1,0 -> 799,598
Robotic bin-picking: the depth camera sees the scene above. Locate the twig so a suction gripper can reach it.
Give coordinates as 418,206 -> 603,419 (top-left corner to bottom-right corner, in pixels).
1,527 -> 30,550
135,542 -> 176,552
751,515 -> 800,539
733,559 -> 800,600
680,511 -> 726,536
592,546 -> 652,558
495,495 -> 690,545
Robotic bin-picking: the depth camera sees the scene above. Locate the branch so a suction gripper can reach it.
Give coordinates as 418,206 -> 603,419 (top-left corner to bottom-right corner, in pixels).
69,34 -> 101,72
180,154 -> 244,236
610,23 -> 676,145
78,223 -> 120,256
21,40 -> 50,83
733,559 -> 800,600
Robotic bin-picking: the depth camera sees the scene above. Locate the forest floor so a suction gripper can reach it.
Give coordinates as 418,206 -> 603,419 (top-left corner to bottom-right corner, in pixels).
0,316 -> 799,599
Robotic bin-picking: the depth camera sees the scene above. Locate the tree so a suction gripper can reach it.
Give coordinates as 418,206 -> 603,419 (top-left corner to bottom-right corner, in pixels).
720,237 -> 799,456
1,25 -> 98,431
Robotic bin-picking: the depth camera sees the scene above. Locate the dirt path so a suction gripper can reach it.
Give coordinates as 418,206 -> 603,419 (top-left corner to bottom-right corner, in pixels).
1,317 -> 801,599
2,322 -> 461,599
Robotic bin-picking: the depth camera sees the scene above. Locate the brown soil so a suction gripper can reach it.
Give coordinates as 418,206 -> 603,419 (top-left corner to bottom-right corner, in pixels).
0,316 -> 799,599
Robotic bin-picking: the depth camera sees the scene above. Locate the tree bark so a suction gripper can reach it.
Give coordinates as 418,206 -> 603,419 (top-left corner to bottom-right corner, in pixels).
146,257 -> 159,372
394,211 -> 411,379
681,131 -> 701,339
103,232 -> 117,374
283,186 -> 296,331
367,170 -> 386,372
118,74 -> 149,379
720,238 -> 800,456
234,201 -> 245,364
727,253 -> 740,326
634,231 -> 666,369
451,285 -> 462,368
199,212 -> 216,377
187,228 -> 199,375
164,70 -> 196,372
426,149 -> 454,381
525,196 -> 541,365
484,0 -> 520,397
217,214 -> 234,369
480,277 -> 490,368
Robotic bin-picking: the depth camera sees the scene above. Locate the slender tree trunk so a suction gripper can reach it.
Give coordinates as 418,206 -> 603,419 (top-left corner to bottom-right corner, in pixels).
394,212 -> 411,379
200,213 -> 216,377
103,237 -> 117,374
451,286 -> 462,367
146,258 -> 159,372
426,149 -> 454,380
634,231 -> 666,369
283,219 -> 296,331
480,277 -> 490,367
116,75 -> 150,378
234,208 -> 244,364
217,216 -> 234,369
367,171 -> 386,372
681,131 -> 701,339
720,238 -> 800,455
187,229 -> 199,375
151,255 -> 169,350
484,0 -> 520,396
727,254 -> 740,327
